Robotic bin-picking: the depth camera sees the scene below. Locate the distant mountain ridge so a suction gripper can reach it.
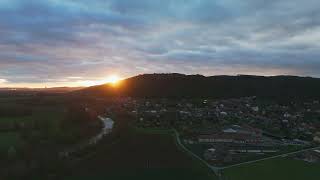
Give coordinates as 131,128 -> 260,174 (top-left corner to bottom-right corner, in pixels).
75,73 -> 320,100
0,87 -> 84,93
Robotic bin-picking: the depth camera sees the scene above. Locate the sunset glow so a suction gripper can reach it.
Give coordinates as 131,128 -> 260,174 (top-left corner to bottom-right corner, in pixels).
1,0 -> 320,88
105,75 -> 121,85
78,75 -> 122,87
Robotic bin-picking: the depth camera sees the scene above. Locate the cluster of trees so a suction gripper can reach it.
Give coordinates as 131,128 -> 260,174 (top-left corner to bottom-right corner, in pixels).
60,103 -> 102,144
0,106 -> 32,117
0,103 -> 104,179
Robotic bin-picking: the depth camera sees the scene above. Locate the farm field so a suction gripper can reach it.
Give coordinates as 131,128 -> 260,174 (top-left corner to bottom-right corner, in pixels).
0,106 -> 64,125
0,132 -> 21,153
64,116 -> 217,180
0,97 -> 66,154
223,157 -> 320,180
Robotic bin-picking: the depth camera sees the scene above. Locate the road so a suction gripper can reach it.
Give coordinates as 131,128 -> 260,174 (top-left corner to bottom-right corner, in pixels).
172,129 -> 222,177
172,129 -> 320,175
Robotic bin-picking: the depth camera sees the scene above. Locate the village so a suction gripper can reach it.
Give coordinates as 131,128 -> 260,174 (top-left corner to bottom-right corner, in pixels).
121,96 -> 320,166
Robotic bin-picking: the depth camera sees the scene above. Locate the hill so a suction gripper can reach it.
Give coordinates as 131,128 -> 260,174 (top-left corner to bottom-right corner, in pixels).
75,73 -> 320,100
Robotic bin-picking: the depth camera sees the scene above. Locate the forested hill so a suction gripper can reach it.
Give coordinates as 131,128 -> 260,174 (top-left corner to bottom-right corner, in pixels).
75,73 -> 320,100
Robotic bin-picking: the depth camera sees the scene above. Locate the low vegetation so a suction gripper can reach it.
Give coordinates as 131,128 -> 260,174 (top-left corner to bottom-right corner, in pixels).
223,157 -> 320,180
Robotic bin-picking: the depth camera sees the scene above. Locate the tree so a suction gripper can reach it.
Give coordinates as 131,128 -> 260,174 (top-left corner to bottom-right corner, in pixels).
7,146 -> 17,161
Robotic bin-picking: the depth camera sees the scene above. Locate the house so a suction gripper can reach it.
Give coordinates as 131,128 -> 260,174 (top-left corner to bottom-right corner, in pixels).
220,111 -> 228,116
223,125 -> 263,137
203,148 -> 217,161
198,132 -> 263,144
223,128 -> 237,133
284,112 -> 291,118
303,150 -> 320,163
252,106 -> 259,112
313,134 -> 320,143
240,125 -> 263,137
199,134 -> 233,143
229,145 -> 278,154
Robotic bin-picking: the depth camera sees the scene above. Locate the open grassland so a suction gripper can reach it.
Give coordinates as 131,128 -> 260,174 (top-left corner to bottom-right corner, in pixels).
66,132 -> 216,180
0,132 -> 21,153
65,169 -> 212,180
0,103 -> 64,154
223,157 -> 320,180
65,114 -> 216,180
0,105 -> 64,122
0,103 -> 65,129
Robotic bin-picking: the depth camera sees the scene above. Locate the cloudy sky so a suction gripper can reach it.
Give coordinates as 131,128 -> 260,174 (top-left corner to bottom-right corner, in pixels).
1,0 -> 320,87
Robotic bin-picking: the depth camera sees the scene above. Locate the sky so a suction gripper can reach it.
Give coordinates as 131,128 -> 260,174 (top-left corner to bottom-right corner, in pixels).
1,0 -> 320,87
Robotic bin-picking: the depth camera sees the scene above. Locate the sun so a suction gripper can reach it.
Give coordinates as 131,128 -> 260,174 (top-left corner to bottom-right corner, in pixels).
105,75 -> 121,85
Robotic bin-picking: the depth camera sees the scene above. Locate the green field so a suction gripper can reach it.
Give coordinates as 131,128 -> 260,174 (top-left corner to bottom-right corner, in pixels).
66,132 -> 216,180
0,104 -> 65,155
0,105 -> 64,122
223,157 -> 320,180
66,168 -> 213,180
64,115 -> 217,180
0,105 -> 64,130
0,132 -> 21,153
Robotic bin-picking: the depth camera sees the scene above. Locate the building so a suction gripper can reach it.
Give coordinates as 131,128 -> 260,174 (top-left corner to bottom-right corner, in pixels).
223,125 -> 263,137
313,135 -> 320,143
198,132 -> 263,144
229,145 -> 278,153
203,148 -> 216,160
303,150 -> 320,163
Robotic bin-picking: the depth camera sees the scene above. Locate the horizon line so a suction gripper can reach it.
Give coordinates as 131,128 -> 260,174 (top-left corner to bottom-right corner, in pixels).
0,73 -> 319,89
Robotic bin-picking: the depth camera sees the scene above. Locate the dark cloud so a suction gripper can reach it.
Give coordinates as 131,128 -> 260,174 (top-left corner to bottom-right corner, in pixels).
0,0 -> 320,86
